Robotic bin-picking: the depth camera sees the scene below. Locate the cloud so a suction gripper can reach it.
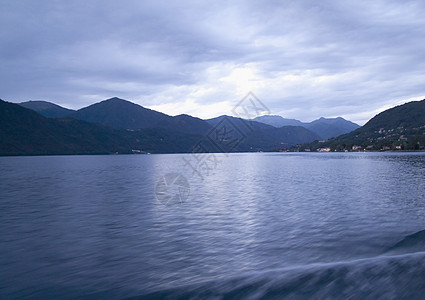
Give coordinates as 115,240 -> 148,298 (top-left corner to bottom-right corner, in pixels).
1,0 -> 425,124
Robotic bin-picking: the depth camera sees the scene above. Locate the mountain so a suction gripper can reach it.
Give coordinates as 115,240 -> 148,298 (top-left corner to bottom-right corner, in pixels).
71,97 -> 170,129
72,97 -> 212,135
300,99 -> 425,151
19,100 -> 75,118
6,96 -> 374,155
1,99 -> 131,155
1,99 -> 318,155
5,96 -> 322,155
207,115 -> 278,132
253,115 -> 305,127
305,117 -> 360,139
358,100 -> 425,131
253,115 -> 360,139
155,114 -> 212,135
0,100 -> 202,155
206,115 -> 320,150
272,126 -> 321,146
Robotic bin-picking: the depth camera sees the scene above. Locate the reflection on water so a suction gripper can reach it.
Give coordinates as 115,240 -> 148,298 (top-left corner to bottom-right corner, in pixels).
0,152 -> 424,298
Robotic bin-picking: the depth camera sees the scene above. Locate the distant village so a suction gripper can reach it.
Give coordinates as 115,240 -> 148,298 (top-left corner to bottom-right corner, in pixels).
297,125 -> 425,152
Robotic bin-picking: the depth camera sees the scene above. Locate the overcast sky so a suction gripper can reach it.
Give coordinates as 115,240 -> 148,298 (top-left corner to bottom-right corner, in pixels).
1,0 -> 425,124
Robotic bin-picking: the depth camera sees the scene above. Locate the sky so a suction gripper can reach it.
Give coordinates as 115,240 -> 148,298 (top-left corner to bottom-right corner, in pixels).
1,0 -> 425,125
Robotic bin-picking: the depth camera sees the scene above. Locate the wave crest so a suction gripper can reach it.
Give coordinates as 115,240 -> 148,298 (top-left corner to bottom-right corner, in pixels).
136,252 -> 425,299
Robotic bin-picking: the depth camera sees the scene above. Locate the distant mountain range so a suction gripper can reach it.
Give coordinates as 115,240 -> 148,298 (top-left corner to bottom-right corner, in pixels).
301,99 -> 425,152
206,115 -> 320,150
0,97 -> 333,155
20,98 -> 211,135
253,115 -> 360,139
0,100 -> 202,155
0,96 -> 392,156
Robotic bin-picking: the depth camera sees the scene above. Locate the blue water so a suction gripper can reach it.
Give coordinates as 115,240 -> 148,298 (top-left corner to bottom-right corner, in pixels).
0,152 -> 425,299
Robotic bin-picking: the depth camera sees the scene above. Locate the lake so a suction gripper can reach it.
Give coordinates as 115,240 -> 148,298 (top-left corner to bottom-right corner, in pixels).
1,152 -> 425,299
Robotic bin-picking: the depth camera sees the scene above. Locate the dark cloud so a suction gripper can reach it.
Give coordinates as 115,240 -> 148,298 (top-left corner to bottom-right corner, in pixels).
1,0 -> 425,124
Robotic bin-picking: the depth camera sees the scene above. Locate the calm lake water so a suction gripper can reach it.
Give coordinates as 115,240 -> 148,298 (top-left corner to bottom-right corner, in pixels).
1,152 -> 425,299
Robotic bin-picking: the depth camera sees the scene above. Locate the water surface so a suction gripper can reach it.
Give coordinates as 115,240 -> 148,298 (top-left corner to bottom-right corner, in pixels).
1,152 -> 424,298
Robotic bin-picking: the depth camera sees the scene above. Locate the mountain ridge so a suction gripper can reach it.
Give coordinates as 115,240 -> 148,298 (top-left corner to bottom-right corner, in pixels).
18,98 -> 360,140
253,115 -> 360,139
19,97 -> 321,148
0,99 -> 202,155
206,115 -> 321,150
7,96 -> 424,155
70,97 -> 213,136
299,99 -> 425,152
1,98 -> 320,155
19,100 -> 75,118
